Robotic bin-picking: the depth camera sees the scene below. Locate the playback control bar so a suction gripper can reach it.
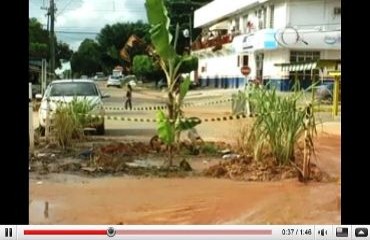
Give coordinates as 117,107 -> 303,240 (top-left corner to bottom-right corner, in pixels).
1,225 -> 369,240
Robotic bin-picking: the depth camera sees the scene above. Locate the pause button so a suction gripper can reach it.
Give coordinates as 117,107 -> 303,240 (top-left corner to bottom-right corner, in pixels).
5,228 -> 12,238
1,226 -> 16,240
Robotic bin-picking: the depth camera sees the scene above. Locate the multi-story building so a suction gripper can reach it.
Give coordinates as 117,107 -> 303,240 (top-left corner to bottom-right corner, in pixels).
191,0 -> 341,90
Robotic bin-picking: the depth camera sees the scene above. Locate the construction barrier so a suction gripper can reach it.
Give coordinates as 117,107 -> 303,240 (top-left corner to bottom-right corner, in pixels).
85,107 -> 310,123
85,112 -> 252,123
104,98 -> 232,111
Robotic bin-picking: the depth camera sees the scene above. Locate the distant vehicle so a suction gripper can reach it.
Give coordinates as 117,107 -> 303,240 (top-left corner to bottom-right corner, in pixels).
158,79 -> 167,90
35,79 -> 109,135
94,72 -> 106,81
122,75 -> 138,87
112,66 -> 123,78
81,75 -> 88,79
107,75 -> 123,88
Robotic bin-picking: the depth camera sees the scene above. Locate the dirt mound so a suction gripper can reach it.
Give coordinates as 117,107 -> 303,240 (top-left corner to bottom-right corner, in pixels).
96,142 -> 152,155
203,156 -> 331,182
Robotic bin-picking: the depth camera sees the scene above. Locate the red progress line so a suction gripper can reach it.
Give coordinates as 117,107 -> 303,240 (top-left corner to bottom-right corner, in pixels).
116,230 -> 272,235
24,230 -> 107,235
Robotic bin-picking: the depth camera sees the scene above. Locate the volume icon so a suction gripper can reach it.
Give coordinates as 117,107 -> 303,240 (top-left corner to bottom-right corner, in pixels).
318,229 -> 327,236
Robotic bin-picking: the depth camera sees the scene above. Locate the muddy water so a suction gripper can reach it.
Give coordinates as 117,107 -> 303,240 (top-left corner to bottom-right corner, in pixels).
30,125 -> 340,224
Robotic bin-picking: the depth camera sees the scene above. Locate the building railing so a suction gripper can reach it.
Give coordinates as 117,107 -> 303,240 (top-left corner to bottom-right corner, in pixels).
191,32 -> 239,51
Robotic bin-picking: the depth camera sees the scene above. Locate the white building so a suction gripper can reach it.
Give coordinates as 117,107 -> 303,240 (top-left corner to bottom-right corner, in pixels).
191,0 -> 341,91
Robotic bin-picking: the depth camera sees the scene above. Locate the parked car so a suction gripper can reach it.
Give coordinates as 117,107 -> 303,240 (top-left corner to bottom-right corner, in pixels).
316,82 -> 334,102
107,75 -> 123,88
36,79 -> 109,135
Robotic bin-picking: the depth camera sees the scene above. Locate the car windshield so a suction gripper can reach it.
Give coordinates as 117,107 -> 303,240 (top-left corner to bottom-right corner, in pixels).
49,82 -> 99,97
110,76 -> 121,80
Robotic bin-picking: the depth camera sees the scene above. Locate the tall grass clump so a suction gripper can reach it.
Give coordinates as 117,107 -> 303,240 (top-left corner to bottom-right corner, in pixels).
52,97 -> 96,149
248,86 -> 316,166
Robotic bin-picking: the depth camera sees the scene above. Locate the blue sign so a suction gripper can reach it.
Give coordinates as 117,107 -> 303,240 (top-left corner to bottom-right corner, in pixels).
264,29 -> 278,49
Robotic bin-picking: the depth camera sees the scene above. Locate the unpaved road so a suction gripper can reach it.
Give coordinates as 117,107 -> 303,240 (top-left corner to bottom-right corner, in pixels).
29,123 -> 340,224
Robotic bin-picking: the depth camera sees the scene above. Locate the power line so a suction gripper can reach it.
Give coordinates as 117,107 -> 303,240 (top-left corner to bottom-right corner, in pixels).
56,0 -> 74,16
55,30 -> 99,34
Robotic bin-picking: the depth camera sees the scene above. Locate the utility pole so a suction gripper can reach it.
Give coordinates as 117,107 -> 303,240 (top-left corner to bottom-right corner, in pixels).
189,7 -> 193,49
49,0 -> 56,81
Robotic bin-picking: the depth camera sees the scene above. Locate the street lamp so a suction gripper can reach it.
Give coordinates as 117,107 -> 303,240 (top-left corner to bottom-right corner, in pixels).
182,11 -> 193,54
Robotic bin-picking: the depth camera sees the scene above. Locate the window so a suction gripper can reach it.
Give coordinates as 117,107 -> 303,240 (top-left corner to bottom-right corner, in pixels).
257,7 -> 267,29
242,14 -> 248,33
49,82 -> 99,97
290,51 -> 320,63
269,5 -> 274,28
256,53 -> 264,79
289,51 -> 320,87
235,17 -> 240,33
243,55 -> 249,66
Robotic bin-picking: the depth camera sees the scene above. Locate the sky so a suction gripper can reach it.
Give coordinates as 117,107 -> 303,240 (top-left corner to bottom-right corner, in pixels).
29,0 -> 148,50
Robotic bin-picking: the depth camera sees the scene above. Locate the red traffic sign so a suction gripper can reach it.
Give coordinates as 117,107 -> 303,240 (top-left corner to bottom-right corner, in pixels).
241,66 -> 251,76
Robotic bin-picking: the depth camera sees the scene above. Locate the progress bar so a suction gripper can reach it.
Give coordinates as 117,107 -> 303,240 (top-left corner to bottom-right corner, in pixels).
24,229 -> 272,236
115,230 -> 272,235
24,230 -> 107,235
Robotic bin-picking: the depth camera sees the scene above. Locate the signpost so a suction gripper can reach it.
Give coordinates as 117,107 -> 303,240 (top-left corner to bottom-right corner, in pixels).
328,71 -> 341,117
240,66 -> 252,116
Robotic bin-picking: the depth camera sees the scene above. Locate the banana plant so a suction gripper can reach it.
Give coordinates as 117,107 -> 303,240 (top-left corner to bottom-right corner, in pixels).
145,0 -> 201,167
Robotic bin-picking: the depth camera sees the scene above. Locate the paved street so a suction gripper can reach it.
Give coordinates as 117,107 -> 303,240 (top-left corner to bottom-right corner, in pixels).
33,82 -> 340,143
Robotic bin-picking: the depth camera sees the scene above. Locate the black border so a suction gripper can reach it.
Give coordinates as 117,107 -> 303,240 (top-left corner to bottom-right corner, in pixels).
0,0 -> 29,224
0,0 -> 368,225
341,0 -> 370,223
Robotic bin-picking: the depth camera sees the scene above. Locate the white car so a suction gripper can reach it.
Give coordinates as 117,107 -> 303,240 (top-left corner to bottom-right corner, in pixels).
107,75 -> 123,88
36,79 -> 109,135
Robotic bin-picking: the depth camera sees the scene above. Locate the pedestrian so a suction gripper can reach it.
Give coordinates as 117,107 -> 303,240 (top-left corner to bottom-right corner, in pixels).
124,84 -> 132,110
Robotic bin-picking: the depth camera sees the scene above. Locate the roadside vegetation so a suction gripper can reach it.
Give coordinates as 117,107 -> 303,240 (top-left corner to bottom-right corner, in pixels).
51,98 -> 97,149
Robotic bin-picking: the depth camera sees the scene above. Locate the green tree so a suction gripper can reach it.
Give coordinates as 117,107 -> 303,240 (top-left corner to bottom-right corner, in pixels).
71,39 -> 102,76
29,18 -> 73,70
29,18 -> 49,59
146,0 -> 201,167
56,42 -> 73,62
133,55 -> 165,84
133,55 -> 154,79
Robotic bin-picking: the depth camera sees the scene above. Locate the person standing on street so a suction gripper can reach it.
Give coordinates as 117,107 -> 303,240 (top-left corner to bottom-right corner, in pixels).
125,84 -> 132,110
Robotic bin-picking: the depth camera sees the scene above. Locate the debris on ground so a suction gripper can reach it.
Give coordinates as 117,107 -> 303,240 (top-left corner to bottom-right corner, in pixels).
220,149 -> 232,154
179,159 -> 192,171
78,149 -> 93,159
222,153 -> 240,160
126,160 -> 157,168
